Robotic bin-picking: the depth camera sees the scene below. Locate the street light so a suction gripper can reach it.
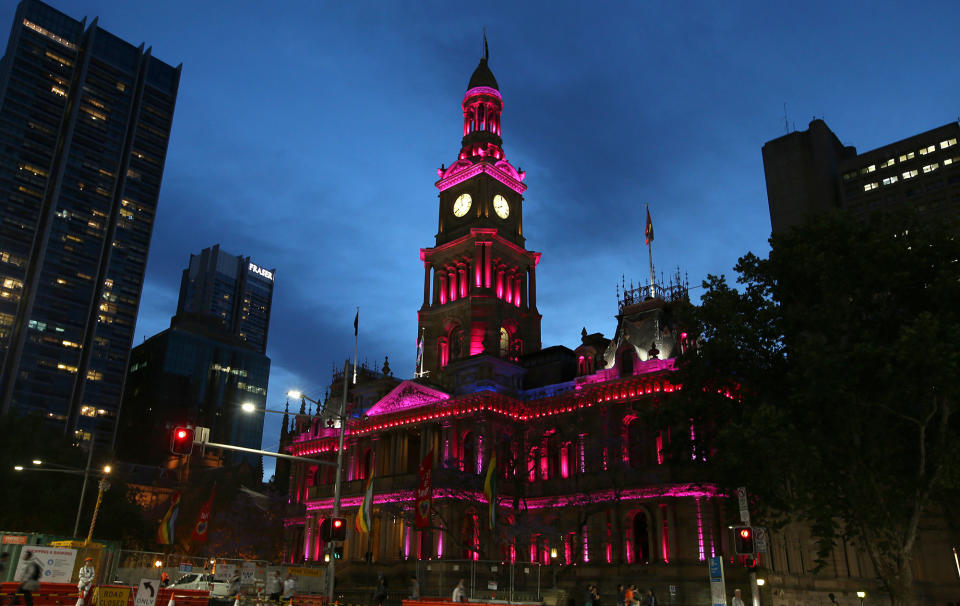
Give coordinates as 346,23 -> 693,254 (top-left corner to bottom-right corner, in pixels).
241,402 -> 256,413
13,457 -> 112,537
857,590 -> 866,606
756,579 -> 765,586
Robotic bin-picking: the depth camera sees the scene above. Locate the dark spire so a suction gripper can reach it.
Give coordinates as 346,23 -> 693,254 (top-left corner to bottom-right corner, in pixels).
468,30 -> 498,90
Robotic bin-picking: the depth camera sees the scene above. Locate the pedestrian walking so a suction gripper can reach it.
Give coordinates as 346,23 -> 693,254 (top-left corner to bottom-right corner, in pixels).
11,551 -> 42,606
584,585 -> 594,606
409,576 -> 419,600
266,572 -> 281,604
77,557 -> 96,606
629,585 -> 641,606
730,588 -> 745,606
616,584 -> 625,606
644,588 -> 656,606
592,585 -> 601,606
373,574 -> 388,606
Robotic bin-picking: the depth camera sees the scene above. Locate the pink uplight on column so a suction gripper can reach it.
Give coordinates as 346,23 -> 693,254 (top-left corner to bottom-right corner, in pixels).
660,503 -> 670,563
582,527 -> 590,563
404,525 -> 410,559
560,444 -> 570,478
696,498 -> 705,561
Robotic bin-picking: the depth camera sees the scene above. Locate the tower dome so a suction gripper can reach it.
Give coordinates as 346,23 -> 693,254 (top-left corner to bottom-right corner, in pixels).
467,57 -> 499,91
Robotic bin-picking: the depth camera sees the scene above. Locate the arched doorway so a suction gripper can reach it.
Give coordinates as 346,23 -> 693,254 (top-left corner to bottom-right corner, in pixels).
633,511 -> 651,564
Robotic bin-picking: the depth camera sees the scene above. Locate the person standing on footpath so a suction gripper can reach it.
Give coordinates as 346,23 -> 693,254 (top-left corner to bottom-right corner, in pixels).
452,579 -> 466,603
77,557 -> 96,606
373,574 -> 388,606
281,574 -> 296,604
730,588 -> 745,606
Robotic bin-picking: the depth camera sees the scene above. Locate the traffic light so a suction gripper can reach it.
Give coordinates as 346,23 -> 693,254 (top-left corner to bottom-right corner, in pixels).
170,427 -> 195,455
745,555 -> 759,571
333,546 -> 343,559
330,517 -> 347,541
320,516 -> 347,541
734,526 -> 755,555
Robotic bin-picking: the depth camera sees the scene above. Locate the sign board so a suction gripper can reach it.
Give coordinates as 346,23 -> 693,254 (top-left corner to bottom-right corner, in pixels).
286,567 -> 324,578
96,586 -> 131,606
754,527 -> 768,553
178,563 -> 193,573
708,556 -> 727,606
1,535 -> 27,545
241,563 -> 257,585
217,564 -> 237,581
737,486 -> 750,523
134,579 -> 159,606
15,547 -> 77,584
487,581 -> 498,591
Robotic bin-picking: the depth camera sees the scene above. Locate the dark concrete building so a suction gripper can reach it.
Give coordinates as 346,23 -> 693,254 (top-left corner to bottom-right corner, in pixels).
0,0 -> 179,445
763,119 -> 960,233
177,245 -> 275,355
116,247 -> 273,472
116,313 -> 270,471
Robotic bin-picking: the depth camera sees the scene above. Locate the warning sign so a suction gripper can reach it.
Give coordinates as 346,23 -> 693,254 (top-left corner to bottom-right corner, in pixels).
134,579 -> 159,606
96,586 -> 131,606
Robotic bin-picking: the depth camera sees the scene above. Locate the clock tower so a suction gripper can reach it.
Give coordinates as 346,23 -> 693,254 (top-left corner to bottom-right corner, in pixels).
417,46 -> 541,391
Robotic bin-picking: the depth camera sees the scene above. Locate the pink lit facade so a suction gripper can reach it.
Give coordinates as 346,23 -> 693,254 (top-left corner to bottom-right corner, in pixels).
280,50 -> 731,592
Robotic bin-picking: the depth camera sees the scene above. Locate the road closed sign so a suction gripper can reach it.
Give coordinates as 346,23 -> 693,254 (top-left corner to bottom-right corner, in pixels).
96,586 -> 131,606
135,579 -> 160,606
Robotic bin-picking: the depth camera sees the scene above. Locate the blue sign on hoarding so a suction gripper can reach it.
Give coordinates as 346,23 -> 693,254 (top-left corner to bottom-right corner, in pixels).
708,556 -> 726,606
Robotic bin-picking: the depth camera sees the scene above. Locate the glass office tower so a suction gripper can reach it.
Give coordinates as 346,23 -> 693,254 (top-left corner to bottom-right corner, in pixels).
0,0 -> 180,445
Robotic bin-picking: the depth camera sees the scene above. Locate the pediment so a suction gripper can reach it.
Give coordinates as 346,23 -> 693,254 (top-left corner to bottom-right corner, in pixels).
364,381 -> 450,417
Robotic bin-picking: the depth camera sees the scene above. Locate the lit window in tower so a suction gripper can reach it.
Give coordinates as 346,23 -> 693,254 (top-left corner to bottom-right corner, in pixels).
499,328 -> 509,357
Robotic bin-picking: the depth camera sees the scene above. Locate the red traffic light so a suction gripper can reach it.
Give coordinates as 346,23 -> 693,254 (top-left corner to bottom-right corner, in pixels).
734,526 -> 755,555
170,426 -> 195,455
739,528 -> 752,539
332,519 -> 343,529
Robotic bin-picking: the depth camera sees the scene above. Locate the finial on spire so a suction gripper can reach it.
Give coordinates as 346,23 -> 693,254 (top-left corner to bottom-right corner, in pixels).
483,28 -> 489,61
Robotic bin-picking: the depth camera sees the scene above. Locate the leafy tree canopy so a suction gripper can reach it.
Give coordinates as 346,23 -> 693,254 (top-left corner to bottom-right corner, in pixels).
658,210 -> 960,605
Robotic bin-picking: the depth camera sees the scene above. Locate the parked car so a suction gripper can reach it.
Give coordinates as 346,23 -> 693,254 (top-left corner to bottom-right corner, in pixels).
171,574 -> 233,599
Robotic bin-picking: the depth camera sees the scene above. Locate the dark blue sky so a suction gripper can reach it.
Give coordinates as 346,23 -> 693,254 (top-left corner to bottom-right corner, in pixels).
6,1 -> 958,478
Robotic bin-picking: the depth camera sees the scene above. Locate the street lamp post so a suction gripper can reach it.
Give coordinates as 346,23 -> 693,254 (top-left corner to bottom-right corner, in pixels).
327,360 -> 349,604
13,455 -> 111,538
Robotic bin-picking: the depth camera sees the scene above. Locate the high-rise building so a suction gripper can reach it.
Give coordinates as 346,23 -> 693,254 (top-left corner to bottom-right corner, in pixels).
0,0 -> 180,444
763,119 -> 960,233
176,245 -> 275,355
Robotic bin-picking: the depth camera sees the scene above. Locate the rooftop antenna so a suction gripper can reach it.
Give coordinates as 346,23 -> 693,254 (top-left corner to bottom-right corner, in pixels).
783,103 -> 789,134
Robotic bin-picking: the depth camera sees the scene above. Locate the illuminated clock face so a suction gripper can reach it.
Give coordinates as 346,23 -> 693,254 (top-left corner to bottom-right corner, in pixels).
493,194 -> 510,219
453,193 -> 472,217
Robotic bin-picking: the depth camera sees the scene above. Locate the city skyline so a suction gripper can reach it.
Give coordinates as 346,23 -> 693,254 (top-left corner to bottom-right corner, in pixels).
2,1 -> 956,474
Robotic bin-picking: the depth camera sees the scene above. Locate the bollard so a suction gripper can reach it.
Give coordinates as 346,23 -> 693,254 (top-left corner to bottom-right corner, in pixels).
168,597 -> 176,606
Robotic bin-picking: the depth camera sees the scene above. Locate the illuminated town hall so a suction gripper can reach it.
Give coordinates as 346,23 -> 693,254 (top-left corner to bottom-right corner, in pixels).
279,50 -> 957,605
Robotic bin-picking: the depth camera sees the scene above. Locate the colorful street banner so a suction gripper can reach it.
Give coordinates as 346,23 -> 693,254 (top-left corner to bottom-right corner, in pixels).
157,490 -> 181,545
414,449 -> 434,528
483,451 -> 497,530
190,484 -> 217,543
354,472 -> 374,533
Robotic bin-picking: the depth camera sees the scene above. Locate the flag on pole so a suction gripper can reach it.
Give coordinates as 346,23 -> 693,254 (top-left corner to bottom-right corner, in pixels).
190,484 -> 217,543
415,332 -> 424,369
354,309 -> 359,336
644,207 -> 654,245
414,449 -> 434,529
354,472 -> 374,534
157,490 -> 181,545
482,451 -> 497,530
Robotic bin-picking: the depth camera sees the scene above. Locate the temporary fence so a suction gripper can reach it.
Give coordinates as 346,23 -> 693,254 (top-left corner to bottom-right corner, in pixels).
414,560 -> 542,604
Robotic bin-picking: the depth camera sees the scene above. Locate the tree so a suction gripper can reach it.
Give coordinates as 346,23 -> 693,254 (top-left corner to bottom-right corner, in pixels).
660,211 -> 960,606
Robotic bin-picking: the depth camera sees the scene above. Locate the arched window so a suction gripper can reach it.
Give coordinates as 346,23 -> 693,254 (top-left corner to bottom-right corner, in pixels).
499,327 -> 510,357
632,511 -> 651,564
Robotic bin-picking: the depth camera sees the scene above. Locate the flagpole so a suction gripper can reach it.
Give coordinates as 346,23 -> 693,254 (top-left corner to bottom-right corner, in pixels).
329,359 -> 349,603
352,307 -> 358,384
646,203 -> 655,298
417,326 -> 425,378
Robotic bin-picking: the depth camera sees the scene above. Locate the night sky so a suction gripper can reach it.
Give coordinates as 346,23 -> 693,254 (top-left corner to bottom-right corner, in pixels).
4,1 -> 958,479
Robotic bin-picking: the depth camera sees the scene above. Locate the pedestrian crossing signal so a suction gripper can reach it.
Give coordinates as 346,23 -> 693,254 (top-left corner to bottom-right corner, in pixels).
170,427 -> 195,455
734,526 -> 755,555
333,546 -> 343,560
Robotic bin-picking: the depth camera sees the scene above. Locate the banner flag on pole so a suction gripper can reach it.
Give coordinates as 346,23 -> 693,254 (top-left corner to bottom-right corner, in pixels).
354,309 -> 359,336
156,490 -> 181,545
414,449 -> 434,528
354,472 -> 374,534
645,206 -> 654,245
483,451 -> 497,530
190,484 -> 217,543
